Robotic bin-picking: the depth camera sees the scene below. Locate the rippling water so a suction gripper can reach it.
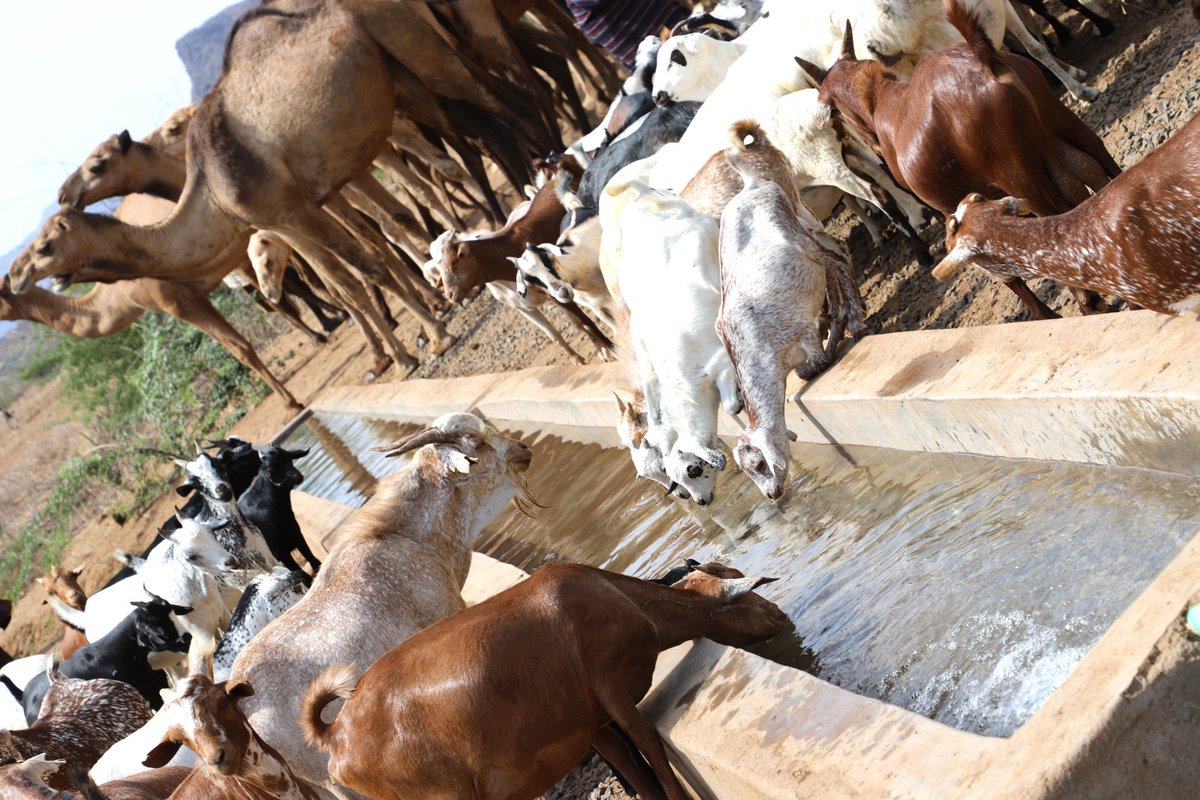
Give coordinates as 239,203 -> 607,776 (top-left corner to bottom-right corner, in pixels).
283,411 -> 1199,736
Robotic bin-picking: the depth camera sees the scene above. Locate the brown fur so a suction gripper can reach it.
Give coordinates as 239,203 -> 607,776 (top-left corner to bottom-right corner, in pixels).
301,562 -> 788,800
0,679 -> 152,791
806,0 -> 1120,319
939,112 -> 1200,316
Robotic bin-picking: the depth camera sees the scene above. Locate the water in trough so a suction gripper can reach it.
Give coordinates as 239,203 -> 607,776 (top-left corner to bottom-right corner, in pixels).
282,411 -> 1199,737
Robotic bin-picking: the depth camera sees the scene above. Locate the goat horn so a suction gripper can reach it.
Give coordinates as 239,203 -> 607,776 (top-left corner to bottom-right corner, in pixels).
842,20 -> 857,61
194,441 -> 204,456
371,428 -> 457,458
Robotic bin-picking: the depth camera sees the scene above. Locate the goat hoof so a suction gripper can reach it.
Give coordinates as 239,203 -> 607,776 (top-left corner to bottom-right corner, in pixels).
1077,86 -> 1099,103
366,355 -> 393,381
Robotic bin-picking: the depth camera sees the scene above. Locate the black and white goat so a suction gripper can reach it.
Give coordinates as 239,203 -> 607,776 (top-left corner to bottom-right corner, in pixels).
237,445 -> 320,580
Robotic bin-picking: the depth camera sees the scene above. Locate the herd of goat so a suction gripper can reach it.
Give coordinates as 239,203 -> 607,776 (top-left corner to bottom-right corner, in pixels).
0,416 -> 786,799
2,0 -> 1200,795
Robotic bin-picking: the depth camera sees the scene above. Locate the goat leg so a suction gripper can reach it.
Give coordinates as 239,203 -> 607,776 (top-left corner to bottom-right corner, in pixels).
1003,277 -> 1061,320
593,724 -> 667,800
596,692 -> 691,800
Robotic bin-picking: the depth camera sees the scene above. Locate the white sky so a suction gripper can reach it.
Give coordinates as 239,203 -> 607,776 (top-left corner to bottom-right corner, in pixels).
0,1 -> 238,255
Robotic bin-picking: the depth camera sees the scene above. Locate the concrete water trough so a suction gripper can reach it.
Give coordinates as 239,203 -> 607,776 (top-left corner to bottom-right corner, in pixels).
285,310 -> 1200,799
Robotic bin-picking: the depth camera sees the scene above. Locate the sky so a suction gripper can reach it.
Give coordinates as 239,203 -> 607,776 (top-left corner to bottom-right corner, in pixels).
0,1 -> 238,257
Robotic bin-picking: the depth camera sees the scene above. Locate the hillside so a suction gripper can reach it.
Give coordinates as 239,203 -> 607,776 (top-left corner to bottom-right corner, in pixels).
175,0 -> 259,102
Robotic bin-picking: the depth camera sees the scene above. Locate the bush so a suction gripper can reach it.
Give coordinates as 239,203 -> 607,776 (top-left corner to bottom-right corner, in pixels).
0,286 -> 278,597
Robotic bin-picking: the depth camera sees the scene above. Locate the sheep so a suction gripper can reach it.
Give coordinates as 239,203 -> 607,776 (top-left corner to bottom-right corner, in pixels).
600,158 -> 742,506
934,111 -> 1200,315
718,121 -> 863,499
227,413 -> 534,795
0,677 -> 152,789
237,445 -> 321,579
300,562 -> 789,800
797,4 -> 1120,318
651,32 -> 749,105
18,595 -> 191,726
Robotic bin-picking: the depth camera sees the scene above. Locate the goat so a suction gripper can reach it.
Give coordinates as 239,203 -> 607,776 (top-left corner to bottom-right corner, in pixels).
301,562 -> 788,800
0,677 -> 151,789
174,450 -> 277,572
89,569 -> 305,785
571,36 -> 661,161
429,226 -> 596,364
19,596 -> 192,726
652,33 -> 749,105
228,413 -> 533,794
139,676 -> 314,800
72,515 -> 247,676
566,101 -> 701,222
718,121 -> 863,499
510,217 -> 614,328
237,445 -> 320,579
40,566 -> 89,660
797,4 -> 1120,319
934,111 -> 1200,316
601,158 -> 742,506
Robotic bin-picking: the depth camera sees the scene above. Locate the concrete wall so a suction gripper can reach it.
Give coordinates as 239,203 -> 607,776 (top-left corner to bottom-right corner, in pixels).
300,311 -> 1200,798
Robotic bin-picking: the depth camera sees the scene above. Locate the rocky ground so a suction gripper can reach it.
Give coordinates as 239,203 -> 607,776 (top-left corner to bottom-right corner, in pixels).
0,2 -> 1196,796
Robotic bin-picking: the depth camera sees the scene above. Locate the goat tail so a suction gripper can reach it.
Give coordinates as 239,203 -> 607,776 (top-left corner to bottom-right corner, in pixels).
0,674 -> 22,703
943,0 -> 997,74
300,663 -> 358,751
554,168 -> 584,212
46,594 -> 87,632
728,120 -> 772,154
71,769 -> 110,800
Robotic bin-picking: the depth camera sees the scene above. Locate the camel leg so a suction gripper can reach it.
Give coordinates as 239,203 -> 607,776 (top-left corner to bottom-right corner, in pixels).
374,151 -> 458,230
276,227 -> 418,374
445,133 -> 509,221
283,266 -> 346,332
525,0 -> 622,92
342,180 -> 427,247
267,292 -> 327,344
322,196 -> 456,353
166,288 -> 303,409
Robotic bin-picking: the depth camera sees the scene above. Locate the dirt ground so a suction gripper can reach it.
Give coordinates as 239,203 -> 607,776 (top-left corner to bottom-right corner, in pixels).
0,2 -> 1196,795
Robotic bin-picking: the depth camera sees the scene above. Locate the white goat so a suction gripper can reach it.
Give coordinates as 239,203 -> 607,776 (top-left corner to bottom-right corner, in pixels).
718,121 -> 863,499
227,413 -> 533,796
78,516 -> 247,676
510,217 -> 615,329
652,33 -> 749,104
601,159 -> 740,506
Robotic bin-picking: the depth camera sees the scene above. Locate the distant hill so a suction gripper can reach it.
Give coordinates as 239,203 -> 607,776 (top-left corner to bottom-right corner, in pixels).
176,0 -> 260,103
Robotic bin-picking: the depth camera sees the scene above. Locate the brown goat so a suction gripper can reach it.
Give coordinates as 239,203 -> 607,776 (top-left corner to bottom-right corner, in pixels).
302,562 -> 789,800
935,111 -> 1200,316
142,675 -> 315,800
796,0 -> 1121,319
40,566 -> 88,660
0,677 -> 152,790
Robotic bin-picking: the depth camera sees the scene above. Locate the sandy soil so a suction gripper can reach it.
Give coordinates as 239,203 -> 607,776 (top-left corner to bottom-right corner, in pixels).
0,3 -> 1196,794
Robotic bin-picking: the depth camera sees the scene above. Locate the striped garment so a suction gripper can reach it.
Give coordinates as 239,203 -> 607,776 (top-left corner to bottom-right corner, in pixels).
567,0 -> 689,66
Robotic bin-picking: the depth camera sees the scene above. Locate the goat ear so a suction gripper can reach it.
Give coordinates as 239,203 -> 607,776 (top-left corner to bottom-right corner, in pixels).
703,448 -> 727,471
841,20 -> 857,60
68,566 -> 84,579
794,56 -> 827,85
175,482 -> 195,497
720,575 -> 779,602
224,681 -> 256,700
1001,196 -> 1033,217
143,736 -> 184,769
284,448 -> 310,460
611,391 -> 628,414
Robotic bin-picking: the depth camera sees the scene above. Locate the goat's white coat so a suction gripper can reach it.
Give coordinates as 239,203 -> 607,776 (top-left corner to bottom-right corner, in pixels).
652,33 -> 749,104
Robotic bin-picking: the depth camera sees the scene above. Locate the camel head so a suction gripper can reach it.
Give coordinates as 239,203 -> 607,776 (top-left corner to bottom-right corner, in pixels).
8,208 -> 101,294
247,231 -> 290,304
142,105 -> 196,160
58,130 -> 140,209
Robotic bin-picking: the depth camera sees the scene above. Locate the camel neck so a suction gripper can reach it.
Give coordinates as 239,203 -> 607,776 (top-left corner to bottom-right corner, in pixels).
4,285 -> 141,338
76,182 -> 244,283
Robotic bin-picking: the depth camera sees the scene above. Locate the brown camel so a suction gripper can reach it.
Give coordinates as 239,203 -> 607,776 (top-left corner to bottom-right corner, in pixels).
141,105 -> 196,159
10,0 -> 604,369
0,275 -> 301,408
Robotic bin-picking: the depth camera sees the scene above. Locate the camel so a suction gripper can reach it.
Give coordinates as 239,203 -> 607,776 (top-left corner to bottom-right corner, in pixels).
10,0 -> 620,373
141,105 -> 196,159
0,275 -> 301,409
